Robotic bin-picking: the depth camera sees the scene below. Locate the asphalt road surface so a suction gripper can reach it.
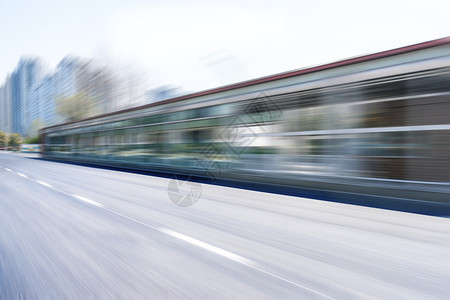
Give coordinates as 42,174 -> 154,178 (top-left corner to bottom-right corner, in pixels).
0,152 -> 449,299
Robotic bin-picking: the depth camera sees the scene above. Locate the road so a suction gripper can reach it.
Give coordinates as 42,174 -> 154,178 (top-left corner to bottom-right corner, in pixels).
0,152 -> 449,299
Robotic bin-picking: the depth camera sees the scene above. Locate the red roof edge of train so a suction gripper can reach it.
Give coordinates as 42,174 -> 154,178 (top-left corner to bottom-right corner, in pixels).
42,36 -> 450,131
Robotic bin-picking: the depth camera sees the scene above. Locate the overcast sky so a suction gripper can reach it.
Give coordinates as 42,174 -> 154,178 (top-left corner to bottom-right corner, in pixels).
0,0 -> 449,92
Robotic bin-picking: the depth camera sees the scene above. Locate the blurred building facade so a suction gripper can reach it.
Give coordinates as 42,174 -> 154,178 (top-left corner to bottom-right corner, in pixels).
0,75 -> 13,134
13,58 -> 43,136
0,55 -> 145,138
0,58 -> 44,137
145,86 -> 181,103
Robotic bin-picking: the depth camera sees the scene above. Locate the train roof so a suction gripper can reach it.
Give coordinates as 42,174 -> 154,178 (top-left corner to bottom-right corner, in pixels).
42,36 -> 450,131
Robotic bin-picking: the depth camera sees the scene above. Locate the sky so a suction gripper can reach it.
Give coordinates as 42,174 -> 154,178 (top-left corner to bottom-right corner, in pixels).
0,0 -> 449,92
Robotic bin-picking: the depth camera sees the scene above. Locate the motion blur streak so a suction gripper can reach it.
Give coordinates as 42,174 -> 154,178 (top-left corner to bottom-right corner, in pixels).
40,38 -> 450,207
0,152 -> 449,299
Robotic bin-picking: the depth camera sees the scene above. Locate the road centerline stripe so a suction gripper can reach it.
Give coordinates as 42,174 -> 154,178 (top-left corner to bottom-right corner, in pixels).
158,227 -> 256,266
36,180 -> 54,188
72,194 -> 104,207
2,155 -> 333,298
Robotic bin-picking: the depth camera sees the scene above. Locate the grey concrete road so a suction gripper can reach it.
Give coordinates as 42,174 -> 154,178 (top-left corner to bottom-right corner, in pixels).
0,152 -> 449,299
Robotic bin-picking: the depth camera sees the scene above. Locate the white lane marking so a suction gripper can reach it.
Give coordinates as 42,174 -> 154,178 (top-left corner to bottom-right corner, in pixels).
158,227 -> 256,266
4,163 -> 332,298
100,208 -> 254,266
101,205 -> 334,299
158,227 -> 333,298
72,194 -> 104,207
36,180 -> 54,188
35,179 -> 104,208
17,172 -> 28,178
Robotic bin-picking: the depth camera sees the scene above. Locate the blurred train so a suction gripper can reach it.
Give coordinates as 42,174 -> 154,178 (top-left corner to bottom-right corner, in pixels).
40,37 -> 450,204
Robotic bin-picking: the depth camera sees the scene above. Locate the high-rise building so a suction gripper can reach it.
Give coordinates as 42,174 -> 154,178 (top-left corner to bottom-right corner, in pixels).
41,75 -> 59,126
29,74 -> 59,127
0,55 -> 145,137
0,75 -> 14,134
145,86 -> 181,104
0,83 -> 7,133
54,56 -> 89,98
53,56 -> 116,120
10,58 -> 43,136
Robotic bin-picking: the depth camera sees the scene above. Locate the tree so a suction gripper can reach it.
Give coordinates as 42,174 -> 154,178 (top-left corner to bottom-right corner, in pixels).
8,133 -> 22,150
0,131 -> 7,149
56,92 -> 97,123
28,119 -> 45,139
23,136 -> 40,144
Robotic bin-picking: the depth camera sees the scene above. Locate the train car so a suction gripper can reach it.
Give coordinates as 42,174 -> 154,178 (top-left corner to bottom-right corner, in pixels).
40,37 -> 450,204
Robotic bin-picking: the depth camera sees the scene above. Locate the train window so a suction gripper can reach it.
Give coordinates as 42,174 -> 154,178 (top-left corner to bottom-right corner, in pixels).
329,103 -> 360,129
407,73 -> 450,95
322,86 -> 364,105
184,109 -> 195,119
273,92 -> 317,110
193,107 -> 210,119
141,116 -> 152,125
298,106 -> 327,131
215,104 -> 234,115
365,80 -> 406,99
166,112 -> 177,122
136,132 -> 146,144
145,133 -> 155,144
189,129 -> 211,143
296,92 -> 320,108
243,100 -> 282,124
142,114 -> 165,125
112,131 -> 125,144
172,109 -> 192,120
358,100 -> 406,128
124,129 -> 138,144
129,118 -> 142,126
352,132 -> 408,157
